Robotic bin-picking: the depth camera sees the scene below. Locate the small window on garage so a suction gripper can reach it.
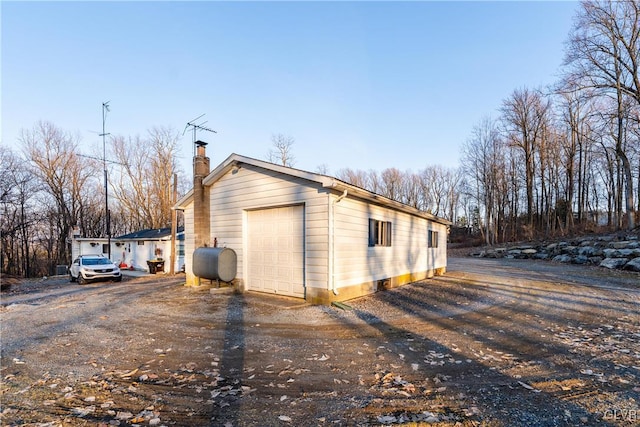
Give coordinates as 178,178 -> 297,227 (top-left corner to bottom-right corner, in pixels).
137,241 -> 144,246
102,244 -> 109,254
369,219 -> 392,247
428,230 -> 439,248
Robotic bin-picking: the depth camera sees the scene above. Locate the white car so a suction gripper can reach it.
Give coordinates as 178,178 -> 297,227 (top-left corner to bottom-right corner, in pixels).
69,254 -> 122,284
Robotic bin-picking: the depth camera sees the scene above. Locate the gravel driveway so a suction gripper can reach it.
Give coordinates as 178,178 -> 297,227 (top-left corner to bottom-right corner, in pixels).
1,257 -> 639,426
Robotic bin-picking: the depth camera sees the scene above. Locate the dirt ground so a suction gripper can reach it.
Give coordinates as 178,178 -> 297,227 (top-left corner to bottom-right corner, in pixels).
1,257 -> 639,427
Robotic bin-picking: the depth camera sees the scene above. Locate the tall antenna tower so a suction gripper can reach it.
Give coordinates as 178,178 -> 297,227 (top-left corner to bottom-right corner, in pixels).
100,101 -> 112,260
77,102 -> 122,261
183,114 -> 216,156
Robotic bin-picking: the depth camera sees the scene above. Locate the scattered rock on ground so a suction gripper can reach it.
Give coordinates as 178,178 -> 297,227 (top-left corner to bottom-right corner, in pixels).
469,231 -> 640,273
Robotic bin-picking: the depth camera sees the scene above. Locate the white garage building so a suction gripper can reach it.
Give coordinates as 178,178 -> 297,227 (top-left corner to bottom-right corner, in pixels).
175,145 -> 450,304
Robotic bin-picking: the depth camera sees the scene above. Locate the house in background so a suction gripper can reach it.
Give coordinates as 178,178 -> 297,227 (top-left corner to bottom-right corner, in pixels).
70,227 -> 184,273
70,237 -> 112,262
114,227 -> 185,273
175,145 -> 450,304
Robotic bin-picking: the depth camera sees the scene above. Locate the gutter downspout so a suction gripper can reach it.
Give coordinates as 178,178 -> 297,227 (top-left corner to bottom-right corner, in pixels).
329,189 -> 348,296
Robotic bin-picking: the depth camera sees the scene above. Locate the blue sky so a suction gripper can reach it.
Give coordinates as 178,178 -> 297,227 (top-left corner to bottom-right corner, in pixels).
2,1 -> 579,177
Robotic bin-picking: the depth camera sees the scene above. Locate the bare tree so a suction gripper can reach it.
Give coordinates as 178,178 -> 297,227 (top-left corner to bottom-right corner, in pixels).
335,168 -> 369,189
402,171 -> 421,209
564,0 -> 639,228
565,1 -> 640,105
461,117 -> 505,245
267,133 -> 295,167
556,86 -> 598,227
315,164 -> 330,175
420,166 -> 445,216
418,165 -> 461,220
366,170 -> 381,195
0,145 -> 36,276
110,126 -> 181,231
443,167 -> 463,223
20,121 -> 100,270
334,163 -> 462,221
379,168 -> 404,201
501,87 -> 551,229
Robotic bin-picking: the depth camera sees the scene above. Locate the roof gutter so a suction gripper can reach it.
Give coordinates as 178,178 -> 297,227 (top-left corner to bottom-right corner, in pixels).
322,180 -> 451,226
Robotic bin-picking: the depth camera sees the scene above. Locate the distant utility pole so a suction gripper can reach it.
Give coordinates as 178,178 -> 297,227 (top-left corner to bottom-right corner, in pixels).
100,101 -> 112,260
170,172 -> 177,274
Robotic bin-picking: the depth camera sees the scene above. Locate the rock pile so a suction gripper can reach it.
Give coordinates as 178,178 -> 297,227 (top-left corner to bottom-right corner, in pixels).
469,232 -> 640,272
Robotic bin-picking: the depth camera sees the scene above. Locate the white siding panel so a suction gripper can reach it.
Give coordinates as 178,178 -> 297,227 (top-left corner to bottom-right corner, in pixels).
206,165 -> 329,291
332,196 -> 446,288
183,201 -> 196,283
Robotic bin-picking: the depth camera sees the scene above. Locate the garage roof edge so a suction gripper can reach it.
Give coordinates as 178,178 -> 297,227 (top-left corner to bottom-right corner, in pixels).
174,153 -> 451,226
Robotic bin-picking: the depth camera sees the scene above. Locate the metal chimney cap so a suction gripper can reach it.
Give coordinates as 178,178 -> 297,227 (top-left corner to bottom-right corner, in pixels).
195,140 -> 208,147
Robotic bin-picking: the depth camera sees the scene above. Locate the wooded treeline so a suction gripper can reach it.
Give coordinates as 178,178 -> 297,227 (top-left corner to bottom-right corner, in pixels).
2,1 -> 638,278
336,1 -> 640,245
463,0 -> 640,244
0,123 -> 186,277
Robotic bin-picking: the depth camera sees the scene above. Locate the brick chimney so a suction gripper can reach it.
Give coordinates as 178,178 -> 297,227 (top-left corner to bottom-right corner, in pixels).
193,141 -> 210,248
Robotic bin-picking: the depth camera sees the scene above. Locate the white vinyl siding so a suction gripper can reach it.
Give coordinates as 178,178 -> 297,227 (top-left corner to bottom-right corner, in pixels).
332,195 -> 447,289
207,164 -> 329,291
183,201 -> 195,277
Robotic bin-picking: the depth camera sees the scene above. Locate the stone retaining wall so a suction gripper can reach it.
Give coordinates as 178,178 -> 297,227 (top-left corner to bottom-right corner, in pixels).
469,232 -> 640,272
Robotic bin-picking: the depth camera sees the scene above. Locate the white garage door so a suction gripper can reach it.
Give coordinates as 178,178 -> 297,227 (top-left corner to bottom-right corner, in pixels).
247,205 -> 305,298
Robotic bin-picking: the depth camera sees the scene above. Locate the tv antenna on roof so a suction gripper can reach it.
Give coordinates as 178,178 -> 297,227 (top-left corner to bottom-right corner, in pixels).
183,114 -> 216,154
